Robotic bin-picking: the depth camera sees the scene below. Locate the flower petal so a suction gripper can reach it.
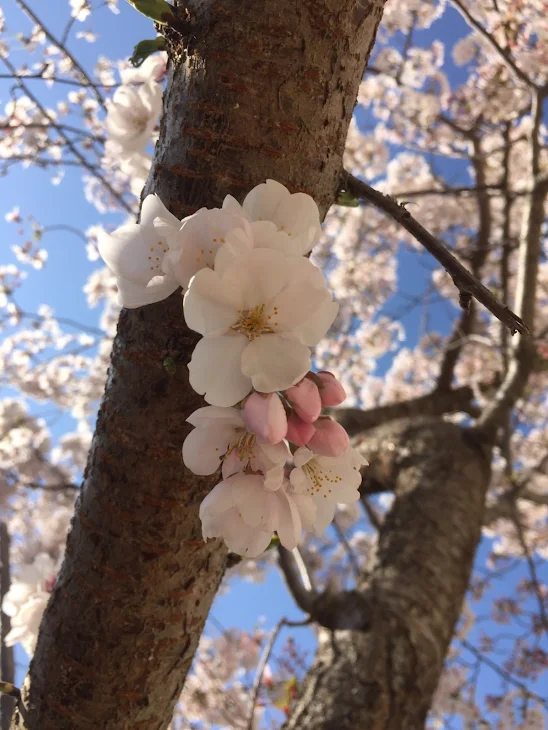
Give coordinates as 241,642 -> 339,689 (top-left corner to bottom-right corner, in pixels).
116,273 -> 179,308
241,334 -> 311,393
182,424 -> 236,475
183,268 -> 242,336
188,335 -> 251,406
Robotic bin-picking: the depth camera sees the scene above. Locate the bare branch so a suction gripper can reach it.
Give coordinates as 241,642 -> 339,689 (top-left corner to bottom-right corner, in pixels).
277,546 -> 317,614
511,507 -> 548,636
341,172 -> 528,336
330,385 -> 477,437
332,518 -> 360,578
360,495 -> 381,531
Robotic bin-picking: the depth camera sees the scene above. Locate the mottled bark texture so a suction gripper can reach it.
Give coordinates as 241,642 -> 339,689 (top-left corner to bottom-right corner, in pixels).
11,2 -> 386,729
285,418 -> 492,730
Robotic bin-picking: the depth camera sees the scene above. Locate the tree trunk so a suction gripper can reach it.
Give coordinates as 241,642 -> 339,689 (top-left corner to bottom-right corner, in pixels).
1,523 -> 15,730
12,2 -> 386,729
285,418 -> 492,730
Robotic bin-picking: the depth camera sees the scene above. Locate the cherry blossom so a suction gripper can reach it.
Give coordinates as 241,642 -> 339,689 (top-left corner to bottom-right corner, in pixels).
105,81 -> 162,153
2,553 -> 57,657
98,194 -> 180,307
182,405 -> 289,482
185,248 -> 338,405
200,472 -> 315,556
290,447 -> 365,532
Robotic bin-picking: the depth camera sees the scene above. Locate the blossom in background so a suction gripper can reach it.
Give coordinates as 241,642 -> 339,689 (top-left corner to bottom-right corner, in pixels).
105,81 -> 162,153
2,553 -> 57,657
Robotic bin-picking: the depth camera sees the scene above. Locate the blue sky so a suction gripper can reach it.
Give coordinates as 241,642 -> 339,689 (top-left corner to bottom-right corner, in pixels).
2,1 -> 546,726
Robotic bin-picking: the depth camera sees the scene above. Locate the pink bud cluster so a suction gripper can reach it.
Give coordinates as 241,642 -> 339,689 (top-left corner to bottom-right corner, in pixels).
241,371 -> 349,456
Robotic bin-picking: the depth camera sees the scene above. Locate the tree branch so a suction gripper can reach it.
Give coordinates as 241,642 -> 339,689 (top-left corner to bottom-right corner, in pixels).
341,171 -> 529,336
477,94 -> 548,432
246,618 -> 310,730
14,0 -> 107,111
277,547 -> 317,614
449,0 -> 539,91
329,385 -> 477,437
1,55 -> 134,215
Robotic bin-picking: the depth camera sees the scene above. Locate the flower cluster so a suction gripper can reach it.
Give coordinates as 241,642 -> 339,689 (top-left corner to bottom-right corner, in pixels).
2,553 -> 57,657
99,180 -> 364,556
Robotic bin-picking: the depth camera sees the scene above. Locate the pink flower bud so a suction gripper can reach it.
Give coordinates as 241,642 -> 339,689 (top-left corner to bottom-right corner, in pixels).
284,378 -> 321,423
286,412 -> 316,447
316,371 -> 346,406
242,392 -> 287,444
306,417 -> 349,457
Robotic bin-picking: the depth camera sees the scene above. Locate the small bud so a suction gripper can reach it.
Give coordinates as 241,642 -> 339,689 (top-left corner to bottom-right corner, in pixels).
316,371 -> 346,406
130,37 -> 167,67
286,412 -> 316,447
242,392 -> 287,444
163,356 -> 176,374
284,378 -> 321,423
306,417 -> 349,457
337,190 -> 360,207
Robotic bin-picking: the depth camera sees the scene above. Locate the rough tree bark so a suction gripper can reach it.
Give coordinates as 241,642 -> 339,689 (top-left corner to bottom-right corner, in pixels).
1,523 -> 15,730
285,418 -> 492,730
11,1 -> 386,729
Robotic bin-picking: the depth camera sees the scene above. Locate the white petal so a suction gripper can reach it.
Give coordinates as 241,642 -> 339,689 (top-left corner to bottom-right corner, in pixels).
186,406 -> 244,429
275,492 -> 302,550
291,493 -> 317,532
199,481 -> 236,519
188,335 -> 251,406
98,224 -> 155,285
182,424 -> 235,475
271,281 -> 331,335
183,268 -> 242,335
314,498 -> 336,533
274,192 -> 321,249
241,334 -> 311,393
116,274 -> 179,308
140,194 -> 180,229
221,249 -> 291,310
242,180 -> 288,222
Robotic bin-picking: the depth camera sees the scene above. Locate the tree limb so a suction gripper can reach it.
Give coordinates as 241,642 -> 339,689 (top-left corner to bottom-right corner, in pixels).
341,171 -> 529,336
329,385 -> 477,437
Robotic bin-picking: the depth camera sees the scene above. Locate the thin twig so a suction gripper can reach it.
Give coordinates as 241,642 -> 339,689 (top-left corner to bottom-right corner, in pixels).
332,518 -> 361,578
15,0 -> 107,110
1,55 -> 134,215
360,495 -> 381,531
511,507 -> 548,636
449,0 -> 538,91
341,171 -> 529,337
246,617 -> 310,730
460,639 -> 548,707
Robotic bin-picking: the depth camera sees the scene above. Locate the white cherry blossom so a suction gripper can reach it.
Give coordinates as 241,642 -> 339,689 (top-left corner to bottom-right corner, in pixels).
290,447 -> 365,532
182,405 -> 289,484
199,472 -> 315,556
2,552 -> 57,657
98,194 -> 181,307
184,248 -> 338,406
222,179 -> 322,256
105,81 -> 162,153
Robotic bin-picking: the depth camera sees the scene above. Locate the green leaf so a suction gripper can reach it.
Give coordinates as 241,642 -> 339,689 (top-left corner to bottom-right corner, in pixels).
130,37 -> 167,67
126,0 -> 176,25
337,190 -> 360,207
162,356 -> 176,374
